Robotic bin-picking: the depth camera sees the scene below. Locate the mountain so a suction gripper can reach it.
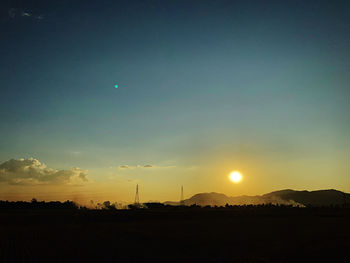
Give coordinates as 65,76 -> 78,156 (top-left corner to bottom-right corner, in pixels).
263,189 -> 350,207
164,189 -> 350,207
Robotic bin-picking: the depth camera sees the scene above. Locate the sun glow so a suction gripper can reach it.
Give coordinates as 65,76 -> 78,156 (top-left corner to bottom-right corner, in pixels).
229,171 -> 243,183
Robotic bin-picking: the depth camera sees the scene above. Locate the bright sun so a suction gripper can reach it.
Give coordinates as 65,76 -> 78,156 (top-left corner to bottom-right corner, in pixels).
229,171 -> 243,183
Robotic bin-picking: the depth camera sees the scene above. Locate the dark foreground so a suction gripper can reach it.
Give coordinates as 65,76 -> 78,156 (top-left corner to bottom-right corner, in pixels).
1,207 -> 350,263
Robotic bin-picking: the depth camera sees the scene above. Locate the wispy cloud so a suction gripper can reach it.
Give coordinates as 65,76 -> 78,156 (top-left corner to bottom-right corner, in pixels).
118,165 -> 131,169
7,8 -> 43,20
117,164 -> 175,170
21,11 -> 32,17
8,8 -> 16,18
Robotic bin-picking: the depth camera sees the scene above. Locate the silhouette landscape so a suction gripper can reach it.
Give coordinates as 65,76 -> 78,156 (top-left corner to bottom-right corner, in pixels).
1,191 -> 350,262
1,0 -> 350,262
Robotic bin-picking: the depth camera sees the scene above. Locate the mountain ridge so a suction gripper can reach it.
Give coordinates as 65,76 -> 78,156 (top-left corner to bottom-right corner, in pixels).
164,189 -> 350,207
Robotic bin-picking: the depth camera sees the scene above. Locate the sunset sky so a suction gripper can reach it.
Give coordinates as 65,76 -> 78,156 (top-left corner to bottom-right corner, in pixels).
1,0 -> 349,204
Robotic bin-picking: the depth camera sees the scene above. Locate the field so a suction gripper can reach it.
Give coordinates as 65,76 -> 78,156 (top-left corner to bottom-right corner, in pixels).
1,207 -> 350,263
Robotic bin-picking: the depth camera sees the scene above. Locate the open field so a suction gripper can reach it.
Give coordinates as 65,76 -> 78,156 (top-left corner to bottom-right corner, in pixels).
1,207 -> 350,263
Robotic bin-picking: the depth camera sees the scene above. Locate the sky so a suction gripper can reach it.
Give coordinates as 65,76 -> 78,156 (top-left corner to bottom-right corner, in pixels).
0,0 -> 349,204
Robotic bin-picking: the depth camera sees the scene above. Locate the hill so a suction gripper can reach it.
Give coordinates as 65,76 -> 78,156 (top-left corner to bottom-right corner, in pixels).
164,189 -> 350,207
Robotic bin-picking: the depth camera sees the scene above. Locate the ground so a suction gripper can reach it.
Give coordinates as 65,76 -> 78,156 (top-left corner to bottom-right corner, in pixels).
0,207 -> 349,262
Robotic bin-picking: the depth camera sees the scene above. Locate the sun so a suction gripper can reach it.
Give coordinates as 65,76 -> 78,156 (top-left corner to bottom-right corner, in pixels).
229,171 -> 243,183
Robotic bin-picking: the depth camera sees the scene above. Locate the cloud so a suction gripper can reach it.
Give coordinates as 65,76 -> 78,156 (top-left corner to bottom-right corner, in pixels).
21,12 -> 32,17
8,8 -> 16,18
118,165 -> 131,169
7,8 -> 43,20
0,158 -> 88,186
117,164 -> 175,170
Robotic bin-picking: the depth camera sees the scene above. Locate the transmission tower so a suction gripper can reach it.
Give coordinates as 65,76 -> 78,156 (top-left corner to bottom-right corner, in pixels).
180,185 -> 185,206
134,184 -> 140,204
